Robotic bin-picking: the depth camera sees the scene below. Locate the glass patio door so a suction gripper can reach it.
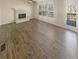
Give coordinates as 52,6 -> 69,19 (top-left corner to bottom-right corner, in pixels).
66,0 -> 77,31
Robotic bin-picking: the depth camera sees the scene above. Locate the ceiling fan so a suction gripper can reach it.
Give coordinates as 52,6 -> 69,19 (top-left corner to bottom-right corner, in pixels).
26,0 -> 37,4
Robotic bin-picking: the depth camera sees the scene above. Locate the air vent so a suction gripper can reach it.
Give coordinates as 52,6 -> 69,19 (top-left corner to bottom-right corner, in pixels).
0,43 -> 6,52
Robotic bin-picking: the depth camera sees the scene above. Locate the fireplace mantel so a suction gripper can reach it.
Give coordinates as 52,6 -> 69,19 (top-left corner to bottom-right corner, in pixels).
14,9 -> 30,23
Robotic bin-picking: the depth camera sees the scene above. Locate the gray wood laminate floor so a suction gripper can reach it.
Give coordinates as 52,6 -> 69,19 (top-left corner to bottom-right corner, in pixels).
0,19 -> 78,59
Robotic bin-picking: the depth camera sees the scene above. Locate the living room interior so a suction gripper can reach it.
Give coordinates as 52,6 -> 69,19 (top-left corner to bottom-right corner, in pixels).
0,0 -> 78,59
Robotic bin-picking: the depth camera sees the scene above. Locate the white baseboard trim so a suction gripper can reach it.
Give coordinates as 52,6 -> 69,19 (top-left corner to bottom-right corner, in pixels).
34,18 -> 78,33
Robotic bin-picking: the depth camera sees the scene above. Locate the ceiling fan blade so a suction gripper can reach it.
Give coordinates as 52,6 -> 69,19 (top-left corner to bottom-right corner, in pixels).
24,0 -> 37,4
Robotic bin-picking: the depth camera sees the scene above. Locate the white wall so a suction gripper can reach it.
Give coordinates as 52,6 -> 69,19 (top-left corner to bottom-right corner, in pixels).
0,0 -> 33,25
34,0 -> 78,32
0,9 -> 1,25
